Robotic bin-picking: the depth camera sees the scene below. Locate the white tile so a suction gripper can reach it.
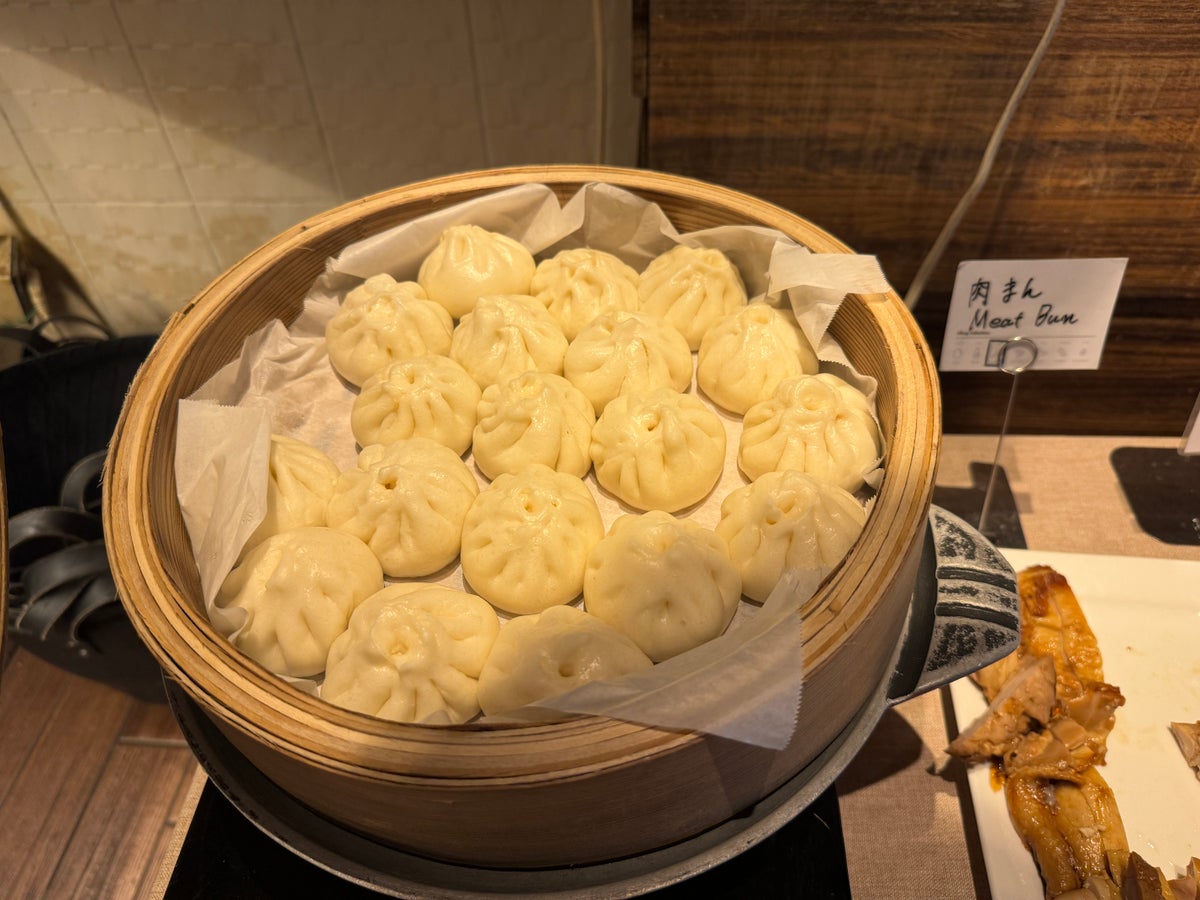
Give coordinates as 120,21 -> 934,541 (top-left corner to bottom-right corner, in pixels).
9,200 -> 93,288
0,49 -> 151,132
318,91 -> 488,199
0,4 -> 190,203
0,107 -> 49,204
115,0 -> 293,48
287,0 -> 472,87
468,0 -> 600,166
115,0 -> 339,204
600,0 -> 639,167
0,0 -> 128,52
287,0 -> 488,199
129,35 -> 303,94
53,202 -> 221,333
196,200 -> 332,270
160,119 -> 339,204
11,121 -> 190,204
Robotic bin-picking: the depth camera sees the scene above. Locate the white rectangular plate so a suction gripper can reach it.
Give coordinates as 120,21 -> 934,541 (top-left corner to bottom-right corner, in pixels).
947,549 -> 1200,899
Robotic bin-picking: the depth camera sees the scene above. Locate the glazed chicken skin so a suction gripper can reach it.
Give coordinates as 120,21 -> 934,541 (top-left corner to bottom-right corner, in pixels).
1004,768 -> 1129,898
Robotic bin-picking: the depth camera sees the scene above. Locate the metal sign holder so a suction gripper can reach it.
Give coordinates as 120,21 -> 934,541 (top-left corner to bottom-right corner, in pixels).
978,335 -> 1039,538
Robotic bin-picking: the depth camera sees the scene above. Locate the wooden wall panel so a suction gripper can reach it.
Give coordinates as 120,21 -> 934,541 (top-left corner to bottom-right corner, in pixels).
642,1 -> 1200,434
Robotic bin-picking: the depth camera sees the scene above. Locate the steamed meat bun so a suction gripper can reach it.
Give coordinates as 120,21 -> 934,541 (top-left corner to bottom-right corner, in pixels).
471,371 -> 596,480
562,310 -> 692,413
350,355 -> 481,454
739,373 -> 882,491
241,434 -> 339,556
531,247 -> 639,340
696,302 -> 818,414
637,245 -> 747,350
325,439 -> 478,578
418,225 -> 536,319
213,526 -> 383,678
716,469 -> 867,602
476,605 -> 652,717
449,294 -> 568,389
589,388 -> 726,512
584,511 -> 741,661
460,465 -> 604,615
324,274 -> 453,387
323,584 -> 500,724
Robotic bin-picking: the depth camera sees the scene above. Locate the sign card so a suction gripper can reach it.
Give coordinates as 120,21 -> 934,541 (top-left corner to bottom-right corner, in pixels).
939,258 -> 1127,372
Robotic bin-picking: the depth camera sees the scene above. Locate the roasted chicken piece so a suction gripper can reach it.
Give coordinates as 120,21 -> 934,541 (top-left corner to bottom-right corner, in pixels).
973,566 -> 1113,702
1004,768 -> 1129,897
1122,853 -> 1174,900
1170,721 -> 1200,774
1055,876 -> 1121,899
1121,852 -> 1200,900
961,566 -> 1125,785
1172,858 -> 1200,900
949,565 -> 1131,898
1002,681 -> 1127,781
949,655 -> 1056,762
1005,773 -> 1092,897
1017,565 -> 1106,695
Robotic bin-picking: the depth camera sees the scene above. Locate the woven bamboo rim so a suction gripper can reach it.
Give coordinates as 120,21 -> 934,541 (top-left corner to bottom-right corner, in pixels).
104,165 -> 940,791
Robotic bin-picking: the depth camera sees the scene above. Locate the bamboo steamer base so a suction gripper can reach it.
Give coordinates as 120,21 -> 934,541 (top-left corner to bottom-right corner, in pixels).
166,625 -> 908,897
104,166 -> 940,869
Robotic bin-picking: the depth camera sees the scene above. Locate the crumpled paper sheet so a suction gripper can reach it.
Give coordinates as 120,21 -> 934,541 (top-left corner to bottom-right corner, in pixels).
174,181 -> 894,750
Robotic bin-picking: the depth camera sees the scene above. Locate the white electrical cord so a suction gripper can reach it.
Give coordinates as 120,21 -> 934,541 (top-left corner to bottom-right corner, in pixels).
904,0 -> 1068,311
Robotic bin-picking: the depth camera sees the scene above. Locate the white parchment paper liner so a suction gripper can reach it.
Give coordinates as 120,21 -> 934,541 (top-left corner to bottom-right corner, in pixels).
174,182 -> 894,749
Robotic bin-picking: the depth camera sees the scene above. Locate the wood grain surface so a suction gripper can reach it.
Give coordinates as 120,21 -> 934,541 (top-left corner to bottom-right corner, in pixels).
0,648 -> 193,899
641,0 -> 1200,434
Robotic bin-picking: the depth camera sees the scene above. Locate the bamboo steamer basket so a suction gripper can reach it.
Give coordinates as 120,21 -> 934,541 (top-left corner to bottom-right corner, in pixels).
104,165 -> 941,869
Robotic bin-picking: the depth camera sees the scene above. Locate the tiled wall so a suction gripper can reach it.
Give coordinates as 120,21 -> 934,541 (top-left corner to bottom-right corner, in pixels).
0,0 -> 637,334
